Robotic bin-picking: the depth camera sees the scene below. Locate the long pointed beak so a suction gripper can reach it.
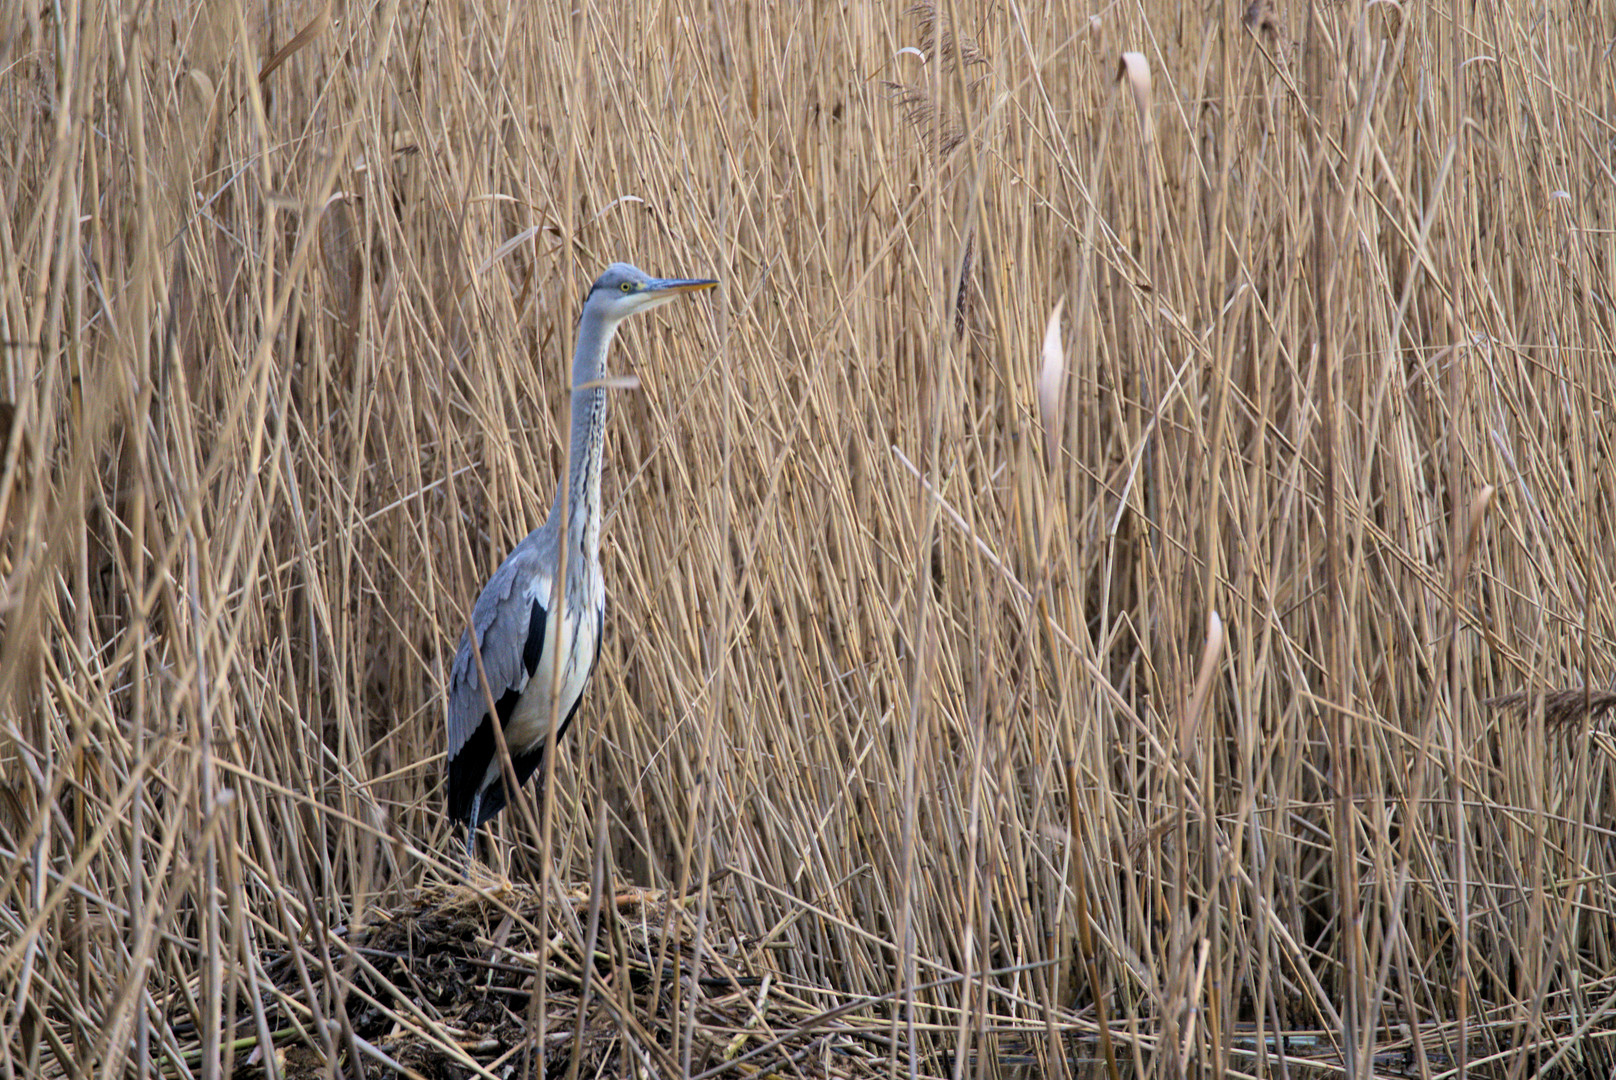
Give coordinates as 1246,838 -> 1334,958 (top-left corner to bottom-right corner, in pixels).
647,277 -> 718,297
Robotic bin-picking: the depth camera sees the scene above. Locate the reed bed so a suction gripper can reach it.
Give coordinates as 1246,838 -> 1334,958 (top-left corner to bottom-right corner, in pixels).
3,0 -> 1614,1077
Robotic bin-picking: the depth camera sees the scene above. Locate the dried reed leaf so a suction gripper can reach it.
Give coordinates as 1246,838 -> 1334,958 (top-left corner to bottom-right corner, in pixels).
1118,51 -> 1155,145
477,225 -> 542,276
1037,297 -> 1066,464
1456,484 -> 1496,583
1180,611 -> 1225,754
257,1 -> 332,85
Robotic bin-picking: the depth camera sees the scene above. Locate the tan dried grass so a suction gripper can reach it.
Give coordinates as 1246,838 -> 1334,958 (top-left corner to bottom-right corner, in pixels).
2,1 -> 1615,1077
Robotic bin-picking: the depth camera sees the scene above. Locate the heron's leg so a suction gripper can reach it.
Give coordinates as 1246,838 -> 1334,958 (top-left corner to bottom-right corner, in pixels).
463,791 -> 482,877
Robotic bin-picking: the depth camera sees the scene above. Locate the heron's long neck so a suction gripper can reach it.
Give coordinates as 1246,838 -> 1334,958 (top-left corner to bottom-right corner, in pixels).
551,310 -> 617,567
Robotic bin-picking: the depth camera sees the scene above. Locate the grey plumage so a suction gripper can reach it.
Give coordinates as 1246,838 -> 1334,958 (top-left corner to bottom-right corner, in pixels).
445,262 -> 716,861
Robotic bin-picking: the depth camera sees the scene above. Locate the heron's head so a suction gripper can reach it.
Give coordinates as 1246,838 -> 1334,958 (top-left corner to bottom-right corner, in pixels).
585,262 -> 717,324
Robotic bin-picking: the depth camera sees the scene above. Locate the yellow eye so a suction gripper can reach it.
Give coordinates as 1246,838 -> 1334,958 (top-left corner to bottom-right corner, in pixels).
619,282 -> 633,293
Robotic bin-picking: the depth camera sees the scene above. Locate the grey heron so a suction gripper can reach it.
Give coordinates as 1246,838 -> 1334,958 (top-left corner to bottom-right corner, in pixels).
446,262 -> 716,862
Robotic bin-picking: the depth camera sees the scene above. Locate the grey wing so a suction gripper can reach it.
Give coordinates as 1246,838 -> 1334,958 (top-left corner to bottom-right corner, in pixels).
446,538 -> 555,760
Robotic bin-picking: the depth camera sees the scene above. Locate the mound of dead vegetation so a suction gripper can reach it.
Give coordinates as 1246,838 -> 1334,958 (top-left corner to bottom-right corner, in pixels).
225,880 -> 901,1080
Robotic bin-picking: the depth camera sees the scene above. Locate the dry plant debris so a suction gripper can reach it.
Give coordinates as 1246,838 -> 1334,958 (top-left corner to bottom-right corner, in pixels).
230,883 -> 903,1080
1485,688 -> 1616,730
